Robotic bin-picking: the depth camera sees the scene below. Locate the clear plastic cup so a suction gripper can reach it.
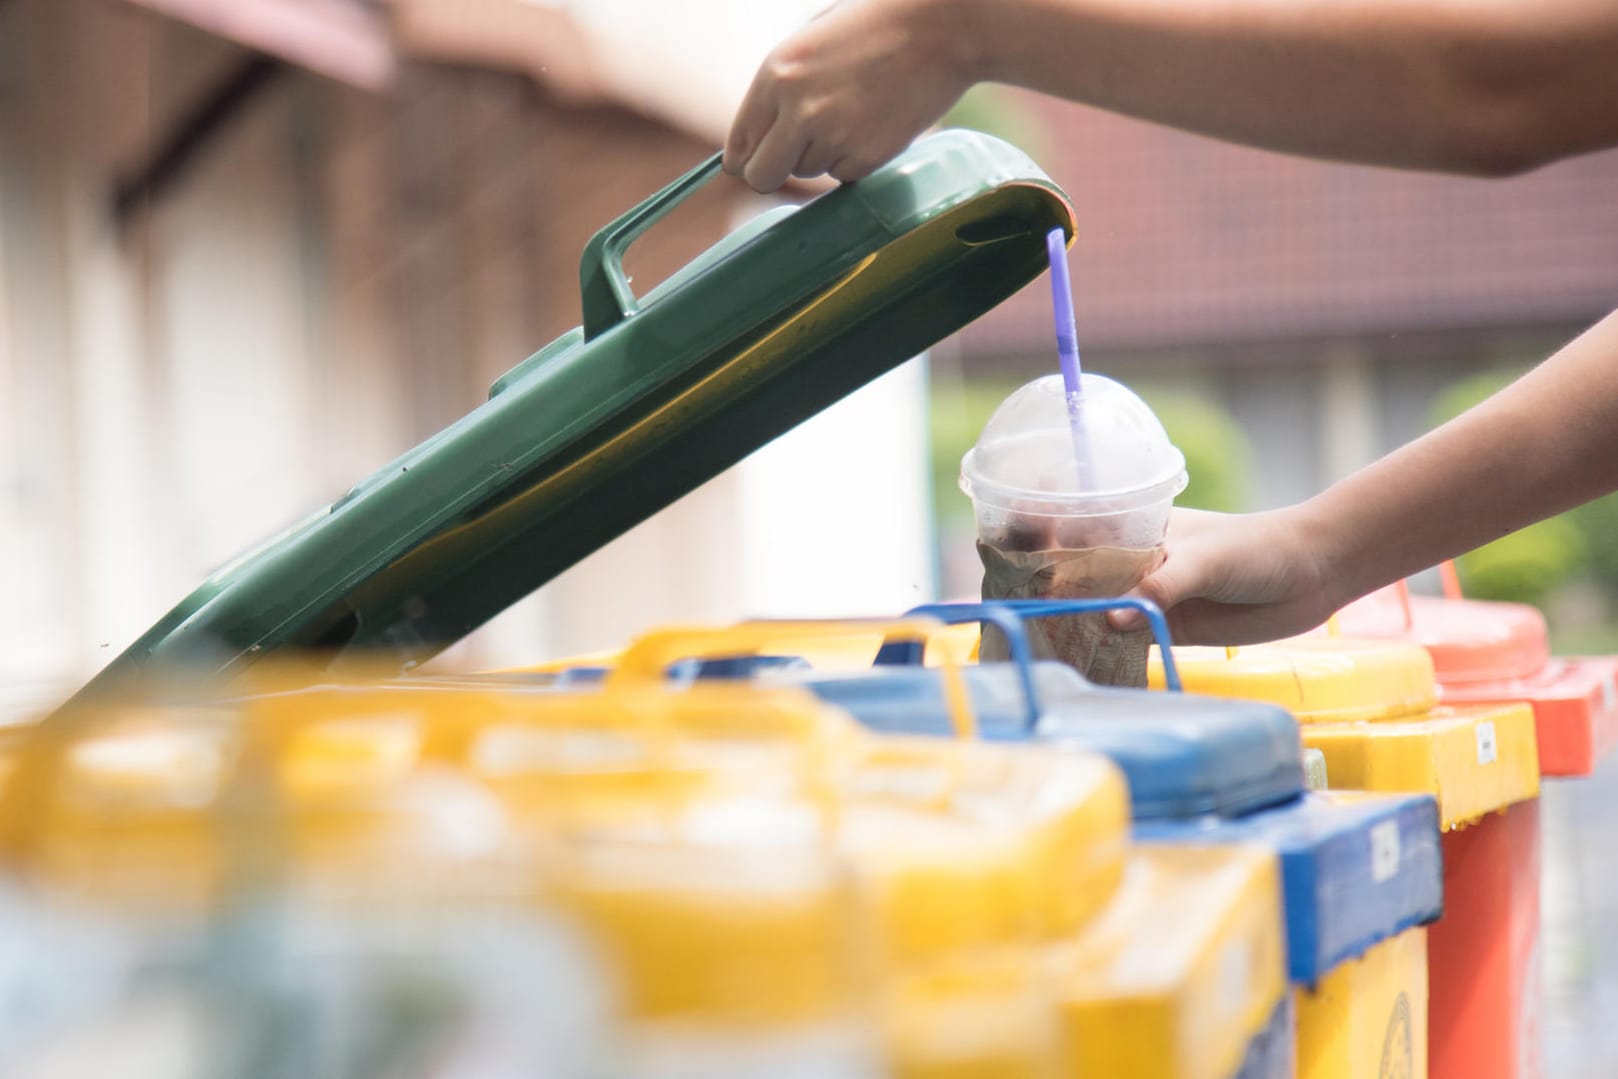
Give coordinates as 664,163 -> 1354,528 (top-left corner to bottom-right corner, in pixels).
960,374 -> 1187,552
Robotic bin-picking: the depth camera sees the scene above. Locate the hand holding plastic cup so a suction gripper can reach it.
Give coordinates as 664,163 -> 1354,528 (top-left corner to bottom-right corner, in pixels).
961,373 -> 1188,686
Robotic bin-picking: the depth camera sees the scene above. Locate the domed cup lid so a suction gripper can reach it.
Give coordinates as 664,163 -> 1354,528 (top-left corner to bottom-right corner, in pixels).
960,374 -> 1187,517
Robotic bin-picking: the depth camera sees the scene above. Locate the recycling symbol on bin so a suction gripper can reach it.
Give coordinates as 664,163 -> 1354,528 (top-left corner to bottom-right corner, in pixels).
1379,992 -> 1414,1079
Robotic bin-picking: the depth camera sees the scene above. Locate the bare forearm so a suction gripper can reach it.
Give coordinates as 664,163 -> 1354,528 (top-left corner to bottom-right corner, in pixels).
1300,309 -> 1618,606
956,0 -> 1618,175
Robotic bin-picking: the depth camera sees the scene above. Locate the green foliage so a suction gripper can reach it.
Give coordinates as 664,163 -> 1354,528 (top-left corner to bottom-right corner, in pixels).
1426,366 -> 1614,602
930,378 -> 1020,527
1570,494 -> 1618,589
1136,390 -> 1253,513
1455,517 -> 1587,607
940,86 -> 1051,163
1427,368 -> 1528,432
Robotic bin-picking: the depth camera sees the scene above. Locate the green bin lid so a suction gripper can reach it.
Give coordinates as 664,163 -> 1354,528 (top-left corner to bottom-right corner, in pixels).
75,130 -> 1073,702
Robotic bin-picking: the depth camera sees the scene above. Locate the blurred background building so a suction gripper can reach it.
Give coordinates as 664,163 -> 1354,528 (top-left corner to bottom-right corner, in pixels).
0,0 -> 933,715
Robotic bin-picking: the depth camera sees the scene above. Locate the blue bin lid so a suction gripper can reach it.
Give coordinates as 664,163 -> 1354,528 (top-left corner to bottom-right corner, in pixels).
1134,790 -> 1443,984
792,661 -> 1306,821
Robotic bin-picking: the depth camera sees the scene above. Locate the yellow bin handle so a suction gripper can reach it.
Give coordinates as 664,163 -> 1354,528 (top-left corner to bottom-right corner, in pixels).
607,618 -> 981,740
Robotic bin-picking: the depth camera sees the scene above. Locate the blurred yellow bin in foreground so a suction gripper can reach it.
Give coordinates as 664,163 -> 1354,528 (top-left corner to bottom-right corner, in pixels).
1053,843 -> 1286,1079
501,620 -> 984,677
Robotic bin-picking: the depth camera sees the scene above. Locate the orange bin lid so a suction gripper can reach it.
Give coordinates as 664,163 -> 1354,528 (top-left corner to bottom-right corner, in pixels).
1334,585 -> 1549,685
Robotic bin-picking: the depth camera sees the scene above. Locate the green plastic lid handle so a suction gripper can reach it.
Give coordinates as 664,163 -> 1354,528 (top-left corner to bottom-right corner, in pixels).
579,151 -> 725,340
887,603 -> 1043,732
994,598 -> 1183,694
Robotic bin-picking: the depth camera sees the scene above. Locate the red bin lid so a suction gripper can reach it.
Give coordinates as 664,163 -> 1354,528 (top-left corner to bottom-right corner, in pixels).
1335,584 -> 1549,685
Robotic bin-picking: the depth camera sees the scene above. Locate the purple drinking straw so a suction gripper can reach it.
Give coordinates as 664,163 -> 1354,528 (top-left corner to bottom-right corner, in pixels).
1046,227 -> 1094,489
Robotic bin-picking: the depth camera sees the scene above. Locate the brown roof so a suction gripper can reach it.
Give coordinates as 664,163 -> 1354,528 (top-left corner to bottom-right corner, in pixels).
964,94 -> 1618,355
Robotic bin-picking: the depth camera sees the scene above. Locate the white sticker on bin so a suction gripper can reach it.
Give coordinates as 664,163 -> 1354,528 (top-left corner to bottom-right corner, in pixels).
1476,721 -> 1498,766
1370,820 -> 1402,883
1601,671 -> 1617,716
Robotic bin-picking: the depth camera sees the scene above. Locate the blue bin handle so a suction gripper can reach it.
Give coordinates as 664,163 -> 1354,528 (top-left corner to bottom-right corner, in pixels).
880,603 -> 1043,733
990,598 -> 1182,693
881,597 -> 1182,734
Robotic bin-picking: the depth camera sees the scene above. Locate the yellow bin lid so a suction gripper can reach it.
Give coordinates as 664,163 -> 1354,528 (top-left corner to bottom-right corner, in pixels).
1150,637 -> 1439,723
842,735 -> 1129,963
547,831 -> 860,1026
1303,701 -> 1540,829
495,620 -> 984,676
